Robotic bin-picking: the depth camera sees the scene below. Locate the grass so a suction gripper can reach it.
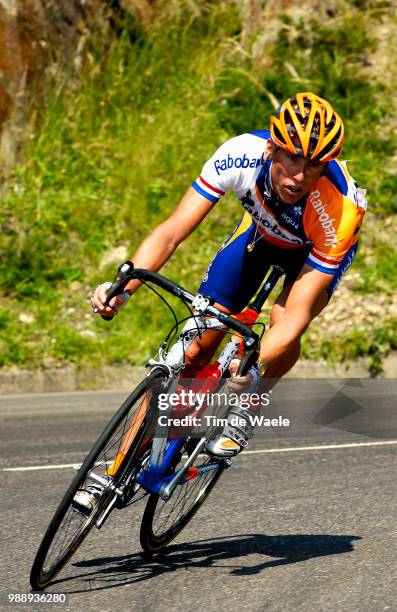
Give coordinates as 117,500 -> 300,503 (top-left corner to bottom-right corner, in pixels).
0,0 -> 396,371
301,317 -> 397,376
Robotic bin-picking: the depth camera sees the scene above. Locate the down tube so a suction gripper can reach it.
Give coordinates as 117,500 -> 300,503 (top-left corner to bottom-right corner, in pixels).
137,439 -> 185,495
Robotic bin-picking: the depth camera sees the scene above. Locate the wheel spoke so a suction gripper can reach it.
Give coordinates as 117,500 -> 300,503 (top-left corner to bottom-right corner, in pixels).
31,372 -> 166,590
141,445 -> 223,552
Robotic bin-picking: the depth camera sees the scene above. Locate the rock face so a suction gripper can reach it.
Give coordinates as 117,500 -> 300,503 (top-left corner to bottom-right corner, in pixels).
0,0 -> 394,180
0,0 -> 113,178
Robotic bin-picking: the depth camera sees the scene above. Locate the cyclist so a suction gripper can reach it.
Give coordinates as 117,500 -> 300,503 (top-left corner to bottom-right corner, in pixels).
91,91 -> 367,457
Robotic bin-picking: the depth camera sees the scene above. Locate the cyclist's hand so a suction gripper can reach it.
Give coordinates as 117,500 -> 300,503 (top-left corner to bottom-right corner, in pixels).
90,282 -> 130,317
227,359 -> 259,393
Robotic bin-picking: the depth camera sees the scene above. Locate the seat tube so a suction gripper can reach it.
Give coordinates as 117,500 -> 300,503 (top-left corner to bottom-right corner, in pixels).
149,376 -> 180,467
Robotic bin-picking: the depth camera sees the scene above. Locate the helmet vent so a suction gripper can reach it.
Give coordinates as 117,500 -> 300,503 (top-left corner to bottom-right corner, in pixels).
270,92 -> 345,161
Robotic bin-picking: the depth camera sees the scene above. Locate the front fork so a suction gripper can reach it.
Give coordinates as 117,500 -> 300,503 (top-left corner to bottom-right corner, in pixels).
136,306 -> 260,498
102,306 -> 260,503
137,438 -> 194,497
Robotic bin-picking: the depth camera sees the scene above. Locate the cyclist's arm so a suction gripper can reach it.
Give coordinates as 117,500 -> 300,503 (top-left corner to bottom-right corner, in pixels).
125,132 -> 254,295
258,264 -> 332,368
92,187 -> 215,315
259,190 -> 365,371
124,187 -> 215,295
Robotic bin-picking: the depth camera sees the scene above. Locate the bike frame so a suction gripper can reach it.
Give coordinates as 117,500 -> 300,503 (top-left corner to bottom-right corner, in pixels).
105,262 -> 285,502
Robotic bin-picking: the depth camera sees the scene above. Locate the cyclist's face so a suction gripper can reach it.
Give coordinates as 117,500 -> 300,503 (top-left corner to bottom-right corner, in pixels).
267,142 -> 326,204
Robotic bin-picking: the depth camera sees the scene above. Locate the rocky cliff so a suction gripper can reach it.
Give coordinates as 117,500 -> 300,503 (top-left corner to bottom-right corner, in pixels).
0,0 -> 116,178
1,0 -> 395,178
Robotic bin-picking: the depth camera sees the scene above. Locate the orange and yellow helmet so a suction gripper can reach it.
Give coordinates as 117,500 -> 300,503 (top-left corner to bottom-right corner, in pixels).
270,92 -> 344,162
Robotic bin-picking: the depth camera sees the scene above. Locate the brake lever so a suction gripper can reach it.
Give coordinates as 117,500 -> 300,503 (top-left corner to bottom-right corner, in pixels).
99,260 -> 135,321
237,337 -> 259,377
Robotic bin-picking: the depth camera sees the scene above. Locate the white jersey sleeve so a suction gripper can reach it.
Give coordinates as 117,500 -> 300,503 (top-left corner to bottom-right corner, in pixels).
192,133 -> 268,203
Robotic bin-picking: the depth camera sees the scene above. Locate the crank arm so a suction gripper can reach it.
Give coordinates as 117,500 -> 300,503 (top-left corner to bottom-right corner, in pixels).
159,438 -> 207,501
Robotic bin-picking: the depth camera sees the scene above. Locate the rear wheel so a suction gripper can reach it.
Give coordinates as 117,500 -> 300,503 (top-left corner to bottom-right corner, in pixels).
30,370 -> 167,590
140,441 -> 225,554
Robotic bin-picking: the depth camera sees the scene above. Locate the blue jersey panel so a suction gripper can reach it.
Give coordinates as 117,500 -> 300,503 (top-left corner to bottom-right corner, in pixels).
326,242 -> 358,297
198,217 -> 261,312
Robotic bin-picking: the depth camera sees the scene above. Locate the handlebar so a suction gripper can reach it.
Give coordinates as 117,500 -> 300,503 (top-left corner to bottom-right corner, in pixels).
103,261 -> 260,354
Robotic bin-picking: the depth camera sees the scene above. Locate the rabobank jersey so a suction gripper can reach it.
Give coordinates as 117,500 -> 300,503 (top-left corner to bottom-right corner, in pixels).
192,130 -> 367,274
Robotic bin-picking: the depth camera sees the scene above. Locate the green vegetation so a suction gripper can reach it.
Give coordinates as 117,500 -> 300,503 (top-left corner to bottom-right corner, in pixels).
0,0 -> 396,372
302,318 -> 397,375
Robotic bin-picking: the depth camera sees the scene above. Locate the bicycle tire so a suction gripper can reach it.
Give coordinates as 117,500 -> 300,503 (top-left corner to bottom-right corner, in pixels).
30,369 -> 167,590
140,443 -> 225,555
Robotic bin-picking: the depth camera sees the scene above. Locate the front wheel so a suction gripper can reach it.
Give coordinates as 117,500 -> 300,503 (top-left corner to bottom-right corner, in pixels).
140,442 -> 225,554
30,369 -> 167,590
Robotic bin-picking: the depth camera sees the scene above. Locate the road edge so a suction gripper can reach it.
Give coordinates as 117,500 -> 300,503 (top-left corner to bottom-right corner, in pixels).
0,353 -> 396,394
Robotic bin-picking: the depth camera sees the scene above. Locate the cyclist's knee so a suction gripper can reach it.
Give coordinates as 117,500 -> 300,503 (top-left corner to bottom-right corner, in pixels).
185,301 -> 231,369
184,329 -> 226,369
184,336 -> 214,368
185,343 -> 208,368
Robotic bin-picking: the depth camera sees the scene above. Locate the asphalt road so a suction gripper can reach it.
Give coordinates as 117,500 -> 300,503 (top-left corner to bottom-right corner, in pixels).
0,381 -> 396,612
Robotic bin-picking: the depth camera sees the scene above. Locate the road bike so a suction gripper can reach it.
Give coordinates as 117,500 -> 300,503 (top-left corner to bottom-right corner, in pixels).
30,260 -> 284,590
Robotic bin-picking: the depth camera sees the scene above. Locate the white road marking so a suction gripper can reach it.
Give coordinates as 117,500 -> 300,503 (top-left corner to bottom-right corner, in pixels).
3,463 -> 80,472
238,439 -> 397,455
3,440 -> 396,472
